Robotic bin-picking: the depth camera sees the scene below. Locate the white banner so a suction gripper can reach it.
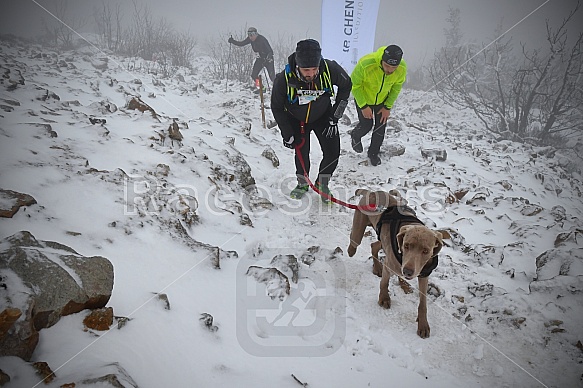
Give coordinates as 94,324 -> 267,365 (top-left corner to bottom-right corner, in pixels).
321,0 -> 380,74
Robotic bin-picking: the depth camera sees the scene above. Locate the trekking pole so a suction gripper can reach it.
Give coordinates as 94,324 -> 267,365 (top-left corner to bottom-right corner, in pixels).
262,68 -> 270,91
258,75 -> 266,128
226,36 -> 232,93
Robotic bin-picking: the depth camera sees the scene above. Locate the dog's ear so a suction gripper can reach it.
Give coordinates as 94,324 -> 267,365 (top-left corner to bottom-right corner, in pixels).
432,230 -> 444,257
397,225 -> 414,252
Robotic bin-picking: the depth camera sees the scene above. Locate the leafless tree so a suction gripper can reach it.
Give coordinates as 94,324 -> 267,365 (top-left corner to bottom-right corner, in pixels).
207,29 -> 255,83
270,32 -> 298,75
523,9 -> 583,144
207,29 -> 297,85
121,1 -> 173,60
167,30 -> 198,68
444,6 -> 462,48
120,1 -> 197,71
40,0 -> 86,49
94,0 -> 123,52
430,3 -> 582,148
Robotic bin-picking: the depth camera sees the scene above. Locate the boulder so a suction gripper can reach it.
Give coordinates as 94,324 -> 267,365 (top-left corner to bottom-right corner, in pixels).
0,231 -> 114,360
0,189 -> 37,218
126,97 -> 157,119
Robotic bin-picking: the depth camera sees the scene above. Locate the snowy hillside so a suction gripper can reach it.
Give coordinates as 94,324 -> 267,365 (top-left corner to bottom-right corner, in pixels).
1,36 -> 582,388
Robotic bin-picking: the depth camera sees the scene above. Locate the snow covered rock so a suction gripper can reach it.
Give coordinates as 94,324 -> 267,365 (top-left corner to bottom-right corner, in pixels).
0,189 -> 36,218
0,231 -> 114,360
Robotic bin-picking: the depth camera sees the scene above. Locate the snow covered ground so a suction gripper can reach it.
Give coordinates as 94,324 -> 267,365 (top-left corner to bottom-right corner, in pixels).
1,36 -> 582,387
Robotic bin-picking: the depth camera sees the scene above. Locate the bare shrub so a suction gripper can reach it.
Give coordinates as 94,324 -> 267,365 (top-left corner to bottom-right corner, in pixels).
94,0 -> 123,52
207,29 -> 297,85
430,4 -> 583,148
207,29 -> 255,83
40,0 -> 86,49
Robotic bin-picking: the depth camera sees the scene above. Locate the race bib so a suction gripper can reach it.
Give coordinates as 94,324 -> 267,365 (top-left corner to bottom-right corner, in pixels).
297,89 -> 325,105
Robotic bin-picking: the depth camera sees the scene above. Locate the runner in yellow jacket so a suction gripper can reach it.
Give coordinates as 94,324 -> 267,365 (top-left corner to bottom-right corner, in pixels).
350,45 -> 407,166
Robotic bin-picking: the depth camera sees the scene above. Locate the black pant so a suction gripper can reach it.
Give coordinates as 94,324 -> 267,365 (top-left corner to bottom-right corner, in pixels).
251,57 -> 275,82
293,115 -> 340,187
351,104 -> 387,156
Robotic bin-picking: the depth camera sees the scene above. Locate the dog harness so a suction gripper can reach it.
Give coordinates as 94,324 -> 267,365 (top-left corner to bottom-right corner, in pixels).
374,205 -> 438,278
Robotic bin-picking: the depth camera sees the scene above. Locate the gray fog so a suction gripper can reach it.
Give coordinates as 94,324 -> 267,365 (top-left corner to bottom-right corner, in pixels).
0,0 -> 579,68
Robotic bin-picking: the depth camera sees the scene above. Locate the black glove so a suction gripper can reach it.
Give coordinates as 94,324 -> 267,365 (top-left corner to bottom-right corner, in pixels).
323,117 -> 339,138
228,37 -> 234,44
265,54 -> 274,63
283,135 -> 297,149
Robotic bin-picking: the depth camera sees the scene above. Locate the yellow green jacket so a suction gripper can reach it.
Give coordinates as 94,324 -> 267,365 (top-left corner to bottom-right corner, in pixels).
351,46 -> 407,109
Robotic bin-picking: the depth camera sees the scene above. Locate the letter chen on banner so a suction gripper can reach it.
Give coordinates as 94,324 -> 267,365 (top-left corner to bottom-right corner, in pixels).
321,0 -> 380,73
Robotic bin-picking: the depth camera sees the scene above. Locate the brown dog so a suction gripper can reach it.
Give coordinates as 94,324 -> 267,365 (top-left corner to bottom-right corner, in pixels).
347,189 -> 443,338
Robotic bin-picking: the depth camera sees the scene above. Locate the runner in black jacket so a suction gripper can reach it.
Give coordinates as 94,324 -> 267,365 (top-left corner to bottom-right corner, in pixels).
228,27 -> 275,88
271,39 -> 352,202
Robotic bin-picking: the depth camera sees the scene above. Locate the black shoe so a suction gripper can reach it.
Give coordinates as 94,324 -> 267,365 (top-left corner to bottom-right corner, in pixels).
351,136 -> 363,153
369,154 -> 381,166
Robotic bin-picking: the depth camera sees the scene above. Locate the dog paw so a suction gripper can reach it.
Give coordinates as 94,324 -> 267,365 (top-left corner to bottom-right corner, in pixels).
417,323 -> 430,338
378,296 -> 391,309
347,246 -> 356,257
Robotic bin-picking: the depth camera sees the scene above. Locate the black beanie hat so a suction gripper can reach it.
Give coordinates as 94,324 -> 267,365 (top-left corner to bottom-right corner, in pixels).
382,45 -> 403,66
295,39 -> 322,68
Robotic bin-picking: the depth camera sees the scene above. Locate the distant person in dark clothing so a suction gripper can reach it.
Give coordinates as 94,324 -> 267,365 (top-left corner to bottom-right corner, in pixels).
228,27 -> 275,89
271,39 -> 352,202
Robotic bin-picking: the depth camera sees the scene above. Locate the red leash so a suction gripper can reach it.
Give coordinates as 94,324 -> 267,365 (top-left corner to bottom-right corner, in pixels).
293,126 -> 380,212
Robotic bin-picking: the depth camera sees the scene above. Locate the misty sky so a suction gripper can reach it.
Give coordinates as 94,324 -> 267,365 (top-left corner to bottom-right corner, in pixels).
0,0 -> 580,68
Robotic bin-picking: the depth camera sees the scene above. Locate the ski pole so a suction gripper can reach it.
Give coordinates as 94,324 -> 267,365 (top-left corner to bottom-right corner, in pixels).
226,36 -> 232,93
262,68 -> 270,91
259,75 -> 266,128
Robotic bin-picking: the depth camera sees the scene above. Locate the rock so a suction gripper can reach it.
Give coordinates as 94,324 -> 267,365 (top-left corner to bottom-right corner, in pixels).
34,87 -> 60,101
534,247 -> 583,280
168,120 -> 183,143
385,144 -> 406,158
156,293 -> 170,310
200,313 -> 218,332
0,189 -> 37,218
270,255 -> 300,284
554,229 -> 582,247
91,57 -> 108,70
0,231 -> 114,360
0,368 -> 10,385
467,283 -> 494,298
421,148 -> 447,161
89,99 -> 117,114
521,204 -> 543,216
261,146 -> 279,167
32,361 -> 55,384
83,307 -> 114,331
77,362 -> 138,387
126,97 -> 157,119
0,308 -> 22,339
246,266 -> 290,300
